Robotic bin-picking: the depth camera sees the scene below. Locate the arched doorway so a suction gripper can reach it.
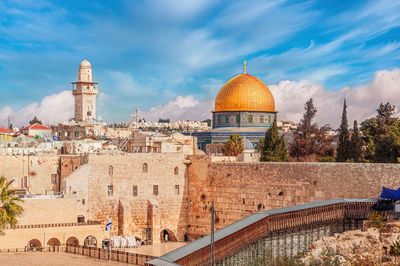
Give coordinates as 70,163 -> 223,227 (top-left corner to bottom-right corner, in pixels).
66,236 -> 79,246
160,229 -> 177,243
28,239 -> 42,251
47,238 -> 61,247
84,235 -> 97,247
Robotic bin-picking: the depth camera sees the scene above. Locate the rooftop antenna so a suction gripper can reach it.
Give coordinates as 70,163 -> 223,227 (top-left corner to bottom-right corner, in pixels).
243,60 -> 247,74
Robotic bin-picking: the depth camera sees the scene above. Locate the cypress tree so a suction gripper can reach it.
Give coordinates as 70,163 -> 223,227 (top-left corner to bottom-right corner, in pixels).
336,99 -> 351,162
350,120 -> 363,162
260,118 -> 289,162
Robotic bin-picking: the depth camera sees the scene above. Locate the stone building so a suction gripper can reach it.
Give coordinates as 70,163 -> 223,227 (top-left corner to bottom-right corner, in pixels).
20,123 -> 52,140
64,153 -> 188,244
123,132 -> 198,154
71,59 -> 99,122
191,62 -> 277,150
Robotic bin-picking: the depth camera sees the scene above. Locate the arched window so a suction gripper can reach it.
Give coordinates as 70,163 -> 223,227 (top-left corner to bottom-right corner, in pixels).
174,167 -> 179,175
108,166 -> 113,176
142,163 -> 148,173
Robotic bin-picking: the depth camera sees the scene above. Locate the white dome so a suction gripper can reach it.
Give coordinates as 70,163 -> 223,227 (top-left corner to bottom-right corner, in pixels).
80,59 -> 91,67
243,138 -> 254,150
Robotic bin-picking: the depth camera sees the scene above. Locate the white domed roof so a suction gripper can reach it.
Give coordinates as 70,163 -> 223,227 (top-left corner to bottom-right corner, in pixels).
243,138 -> 254,150
80,59 -> 91,67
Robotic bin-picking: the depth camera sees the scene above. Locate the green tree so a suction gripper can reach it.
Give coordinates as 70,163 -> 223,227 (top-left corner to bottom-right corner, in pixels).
202,119 -> 212,127
361,102 -> 400,163
360,117 -> 378,161
221,134 -> 244,156
29,116 -> 42,125
336,99 -> 351,162
374,103 -> 400,162
377,102 -> 396,125
260,118 -> 289,162
350,120 -> 364,162
0,177 -> 23,235
289,98 -> 334,161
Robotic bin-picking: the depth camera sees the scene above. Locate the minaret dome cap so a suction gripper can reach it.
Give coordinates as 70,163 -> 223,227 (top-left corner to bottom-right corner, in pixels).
80,59 -> 91,68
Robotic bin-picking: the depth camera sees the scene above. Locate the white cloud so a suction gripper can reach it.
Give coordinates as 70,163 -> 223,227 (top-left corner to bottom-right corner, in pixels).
139,69 -> 400,128
270,68 -> 400,127
139,96 -> 213,122
3,69 -> 400,129
0,90 -> 73,127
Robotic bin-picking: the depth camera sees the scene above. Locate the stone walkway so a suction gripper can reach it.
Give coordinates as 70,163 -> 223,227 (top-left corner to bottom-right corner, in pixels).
121,242 -> 186,257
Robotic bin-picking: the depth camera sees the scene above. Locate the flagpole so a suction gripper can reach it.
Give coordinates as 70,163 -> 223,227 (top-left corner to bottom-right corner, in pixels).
210,201 -> 214,266
107,216 -> 111,261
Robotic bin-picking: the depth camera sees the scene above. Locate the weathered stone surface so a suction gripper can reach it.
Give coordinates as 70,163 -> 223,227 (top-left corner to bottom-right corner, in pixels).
186,156 -> 400,240
303,222 -> 400,265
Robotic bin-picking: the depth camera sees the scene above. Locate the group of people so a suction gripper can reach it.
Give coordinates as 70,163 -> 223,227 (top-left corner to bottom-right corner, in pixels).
108,236 -> 144,248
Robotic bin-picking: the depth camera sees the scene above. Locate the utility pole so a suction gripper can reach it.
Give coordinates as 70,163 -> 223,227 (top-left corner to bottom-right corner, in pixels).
7,115 -> 11,128
210,201 -> 215,266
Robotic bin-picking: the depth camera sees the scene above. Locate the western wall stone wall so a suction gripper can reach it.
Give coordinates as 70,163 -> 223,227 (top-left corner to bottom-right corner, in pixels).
72,153 -> 189,244
186,155 -> 400,240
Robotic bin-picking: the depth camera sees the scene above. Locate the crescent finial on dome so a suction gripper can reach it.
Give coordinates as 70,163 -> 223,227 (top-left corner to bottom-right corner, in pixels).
243,60 -> 247,74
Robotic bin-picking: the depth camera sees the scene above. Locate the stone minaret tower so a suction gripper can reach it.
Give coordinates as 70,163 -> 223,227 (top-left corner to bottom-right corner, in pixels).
71,59 -> 99,122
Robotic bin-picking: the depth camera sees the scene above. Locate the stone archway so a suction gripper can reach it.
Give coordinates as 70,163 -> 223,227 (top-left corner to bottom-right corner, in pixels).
66,236 -> 79,246
28,239 -> 42,251
160,229 -> 177,243
84,235 -> 97,247
47,238 -> 61,247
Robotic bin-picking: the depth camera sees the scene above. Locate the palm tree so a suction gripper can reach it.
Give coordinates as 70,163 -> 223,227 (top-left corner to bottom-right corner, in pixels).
222,134 -> 244,156
0,177 -> 23,235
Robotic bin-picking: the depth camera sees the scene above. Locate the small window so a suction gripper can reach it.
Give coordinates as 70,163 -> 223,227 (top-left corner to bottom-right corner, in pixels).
77,215 -> 85,223
175,185 -> 180,195
225,116 -> 229,123
82,199 -> 85,205
268,115 -> 271,123
51,174 -> 57,184
133,185 -> 138,197
174,167 -> 179,175
236,115 -> 240,124
153,185 -> 158,196
108,185 -> 113,196
23,176 -> 28,188
108,166 -> 113,176
142,163 -> 148,173
217,115 -> 221,124
260,116 -> 264,123
248,114 -> 253,123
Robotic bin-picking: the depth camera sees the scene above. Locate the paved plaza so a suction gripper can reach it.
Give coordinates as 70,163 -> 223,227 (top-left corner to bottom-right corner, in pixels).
0,242 -> 186,265
0,252 -> 129,266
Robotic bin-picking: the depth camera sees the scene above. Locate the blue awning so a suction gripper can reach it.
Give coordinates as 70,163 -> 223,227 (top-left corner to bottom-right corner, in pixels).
380,186 -> 400,200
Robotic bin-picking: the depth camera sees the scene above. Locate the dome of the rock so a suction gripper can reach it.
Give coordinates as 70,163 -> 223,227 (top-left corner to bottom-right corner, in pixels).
214,74 -> 275,112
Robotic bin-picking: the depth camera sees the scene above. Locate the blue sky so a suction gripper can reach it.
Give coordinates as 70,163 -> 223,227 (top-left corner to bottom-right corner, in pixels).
0,0 -> 400,125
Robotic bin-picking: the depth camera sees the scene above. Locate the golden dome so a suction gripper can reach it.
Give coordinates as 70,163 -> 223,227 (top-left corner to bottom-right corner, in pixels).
214,73 -> 276,112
